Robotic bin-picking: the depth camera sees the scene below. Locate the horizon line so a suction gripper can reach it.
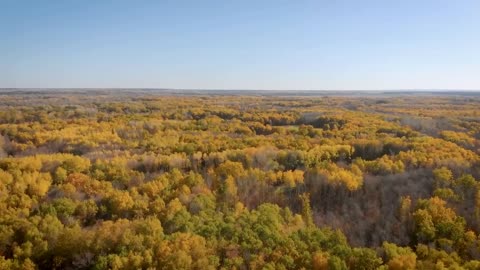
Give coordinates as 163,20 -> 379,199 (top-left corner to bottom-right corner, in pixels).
1,88 -> 480,92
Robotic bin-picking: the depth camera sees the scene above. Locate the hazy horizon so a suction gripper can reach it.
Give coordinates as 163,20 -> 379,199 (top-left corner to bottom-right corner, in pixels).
1,88 -> 479,93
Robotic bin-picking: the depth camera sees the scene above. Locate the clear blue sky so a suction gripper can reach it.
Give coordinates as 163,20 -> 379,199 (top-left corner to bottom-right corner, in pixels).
1,0 -> 479,90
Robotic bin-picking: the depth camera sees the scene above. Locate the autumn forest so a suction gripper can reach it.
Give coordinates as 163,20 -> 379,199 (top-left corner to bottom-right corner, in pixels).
0,90 -> 479,270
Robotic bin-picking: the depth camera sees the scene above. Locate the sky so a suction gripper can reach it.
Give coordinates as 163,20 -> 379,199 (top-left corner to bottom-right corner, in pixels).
1,0 -> 479,90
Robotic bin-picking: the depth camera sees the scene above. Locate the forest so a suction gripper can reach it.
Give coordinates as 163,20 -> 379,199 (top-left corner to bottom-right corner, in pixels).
0,90 -> 479,270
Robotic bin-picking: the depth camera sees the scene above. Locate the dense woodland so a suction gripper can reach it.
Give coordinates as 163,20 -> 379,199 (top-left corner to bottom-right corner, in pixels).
0,91 -> 480,270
